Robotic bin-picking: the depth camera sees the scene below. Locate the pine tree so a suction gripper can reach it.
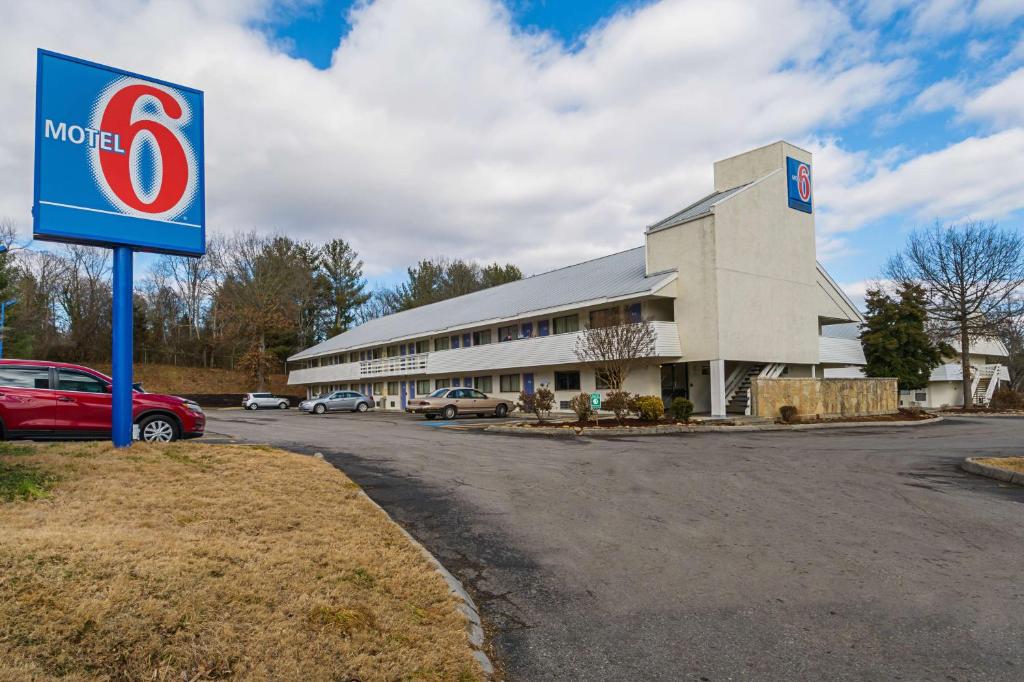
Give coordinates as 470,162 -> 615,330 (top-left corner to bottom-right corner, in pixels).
861,283 -> 949,390
320,239 -> 370,338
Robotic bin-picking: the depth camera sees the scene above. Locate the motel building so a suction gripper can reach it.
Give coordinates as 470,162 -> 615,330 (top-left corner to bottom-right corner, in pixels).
287,141 -> 869,417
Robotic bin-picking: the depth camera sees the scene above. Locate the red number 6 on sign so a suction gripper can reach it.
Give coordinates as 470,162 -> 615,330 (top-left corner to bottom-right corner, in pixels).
90,79 -> 197,221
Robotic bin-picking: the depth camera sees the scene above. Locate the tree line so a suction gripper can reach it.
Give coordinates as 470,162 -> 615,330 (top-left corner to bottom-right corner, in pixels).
0,219 -> 521,389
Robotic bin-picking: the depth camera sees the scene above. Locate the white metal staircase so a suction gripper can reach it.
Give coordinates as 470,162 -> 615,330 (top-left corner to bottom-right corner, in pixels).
971,364 -> 1000,406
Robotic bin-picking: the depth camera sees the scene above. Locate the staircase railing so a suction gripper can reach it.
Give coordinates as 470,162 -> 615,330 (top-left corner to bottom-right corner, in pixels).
723,363 -> 753,404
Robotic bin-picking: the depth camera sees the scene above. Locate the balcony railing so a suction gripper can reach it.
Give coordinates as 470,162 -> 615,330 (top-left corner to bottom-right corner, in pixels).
359,353 -> 429,377
288,321 -> 682,385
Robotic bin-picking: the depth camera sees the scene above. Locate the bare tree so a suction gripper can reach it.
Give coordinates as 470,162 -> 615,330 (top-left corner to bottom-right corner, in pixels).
885,221 -> 1024,407
153,249 -> 216,341
574,312 -> 657,390
1000,313 -> 1024,391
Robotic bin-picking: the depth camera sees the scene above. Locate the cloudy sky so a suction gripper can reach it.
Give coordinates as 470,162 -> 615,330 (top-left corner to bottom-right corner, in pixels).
2,0 -> 1023,303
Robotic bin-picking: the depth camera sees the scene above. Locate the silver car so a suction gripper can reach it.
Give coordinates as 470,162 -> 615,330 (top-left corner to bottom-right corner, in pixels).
242,392 -> 291,410
299,390 -> 374,415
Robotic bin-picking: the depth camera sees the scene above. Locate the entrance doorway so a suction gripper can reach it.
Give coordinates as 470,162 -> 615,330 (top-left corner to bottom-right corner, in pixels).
661,363 -> 688,407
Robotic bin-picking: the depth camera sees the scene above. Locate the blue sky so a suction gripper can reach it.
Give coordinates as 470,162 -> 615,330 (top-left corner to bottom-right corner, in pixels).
264,1 -> 643,67
257,0 -> 1024,298
2,1 -> 1023,306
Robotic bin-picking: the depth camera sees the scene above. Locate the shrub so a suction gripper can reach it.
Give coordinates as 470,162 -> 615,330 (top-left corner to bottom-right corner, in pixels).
779,405 -> 799,423
669,397 -> 694,423
569,393 -> 595,422
899,405 -> 923,417
632,395 -> 665,421
517,384 -> 555,422
603,390 -> 631,424
990,387 -> 1024,411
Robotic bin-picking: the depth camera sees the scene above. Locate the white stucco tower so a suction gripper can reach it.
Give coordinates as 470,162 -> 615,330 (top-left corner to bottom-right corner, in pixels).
645,141 -> 858,415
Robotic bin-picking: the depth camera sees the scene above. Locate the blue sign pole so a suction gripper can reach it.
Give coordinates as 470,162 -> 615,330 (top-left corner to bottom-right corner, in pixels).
111,247 -> 134,447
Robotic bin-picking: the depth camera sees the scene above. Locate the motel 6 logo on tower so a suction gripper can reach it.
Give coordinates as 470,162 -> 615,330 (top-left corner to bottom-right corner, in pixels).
785,156 -> 812,214
33,50 -> 205,256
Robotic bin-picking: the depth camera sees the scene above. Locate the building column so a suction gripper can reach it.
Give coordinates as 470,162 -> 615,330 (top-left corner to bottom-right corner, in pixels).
710,359 -> 726,417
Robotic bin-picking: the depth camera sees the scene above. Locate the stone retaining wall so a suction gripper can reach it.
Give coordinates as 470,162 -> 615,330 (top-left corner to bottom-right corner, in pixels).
750,377 -> 898,419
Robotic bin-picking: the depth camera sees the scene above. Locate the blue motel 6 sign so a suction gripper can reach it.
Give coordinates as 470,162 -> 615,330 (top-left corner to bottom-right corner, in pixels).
32,49 -> 205,448
786,156 -> 812,214
33,49 -> 205,255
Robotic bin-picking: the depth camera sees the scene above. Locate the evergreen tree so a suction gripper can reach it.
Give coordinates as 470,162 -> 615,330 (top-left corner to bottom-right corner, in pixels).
860,283 -> 949,390
320,239 -> 370,337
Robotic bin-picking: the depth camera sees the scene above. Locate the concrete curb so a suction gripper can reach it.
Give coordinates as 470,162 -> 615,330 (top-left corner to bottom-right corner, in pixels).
961,457 -> 1024,486
312,453 -> 494,677
485,416 -> 944,437
358,488 -> 494,677
939,412 -> 1024,419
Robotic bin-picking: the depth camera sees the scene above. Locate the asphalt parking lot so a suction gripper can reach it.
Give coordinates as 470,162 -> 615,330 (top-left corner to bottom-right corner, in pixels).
204,408 -> 1024,681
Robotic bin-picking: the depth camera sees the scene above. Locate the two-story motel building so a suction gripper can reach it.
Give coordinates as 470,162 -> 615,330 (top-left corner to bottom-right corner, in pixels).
287,141 -> 867,416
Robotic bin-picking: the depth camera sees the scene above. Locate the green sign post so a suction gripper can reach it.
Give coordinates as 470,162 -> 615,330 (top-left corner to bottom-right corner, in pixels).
590,392 -> 601,410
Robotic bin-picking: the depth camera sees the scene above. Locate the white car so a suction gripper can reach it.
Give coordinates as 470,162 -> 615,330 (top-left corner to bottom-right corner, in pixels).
242,392 -> 291,410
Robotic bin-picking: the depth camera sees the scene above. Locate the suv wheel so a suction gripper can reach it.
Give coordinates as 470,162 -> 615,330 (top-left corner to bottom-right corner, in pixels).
247,403 -> 258,410
138,415 -> 179,442
443,405 -> 457,420
278,401 -> 289,409
313,403 -> 326,415
356,402 -> 369,413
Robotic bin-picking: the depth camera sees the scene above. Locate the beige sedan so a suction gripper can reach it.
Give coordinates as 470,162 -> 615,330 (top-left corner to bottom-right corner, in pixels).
406,387 -> 513,420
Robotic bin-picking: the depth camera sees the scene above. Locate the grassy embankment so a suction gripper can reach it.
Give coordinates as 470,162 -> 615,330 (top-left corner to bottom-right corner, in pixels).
92,363 -> 291,395
0,441 -> 482,681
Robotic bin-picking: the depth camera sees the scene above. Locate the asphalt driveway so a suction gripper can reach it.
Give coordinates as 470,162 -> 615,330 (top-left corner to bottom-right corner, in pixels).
204,409 -> 1024,680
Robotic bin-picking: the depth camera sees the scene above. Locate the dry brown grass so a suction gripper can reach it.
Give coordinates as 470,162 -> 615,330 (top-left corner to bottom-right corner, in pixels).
0,441 -> 483,681
976,457 -> 1024,473
91,364 -> 291,395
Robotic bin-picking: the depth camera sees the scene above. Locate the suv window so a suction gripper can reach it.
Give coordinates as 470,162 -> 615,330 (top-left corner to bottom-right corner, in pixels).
0,365 -> 51,389
254,393 -> 273,398
58,370 -> 107,393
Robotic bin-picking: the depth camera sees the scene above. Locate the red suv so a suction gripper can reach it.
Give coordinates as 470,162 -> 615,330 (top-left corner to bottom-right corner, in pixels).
0,359 -> 205,442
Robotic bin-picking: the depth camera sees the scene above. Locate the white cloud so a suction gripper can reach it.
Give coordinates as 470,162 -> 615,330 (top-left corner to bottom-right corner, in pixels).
962,67 -> 1024,128
813,130 -> 1024,234
974,0 -> 1024,23
910,78 -> 967,114
0,0 -> 916,277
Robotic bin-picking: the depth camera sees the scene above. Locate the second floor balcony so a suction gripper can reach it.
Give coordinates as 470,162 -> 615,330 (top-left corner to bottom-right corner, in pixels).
288,321 -> 683,385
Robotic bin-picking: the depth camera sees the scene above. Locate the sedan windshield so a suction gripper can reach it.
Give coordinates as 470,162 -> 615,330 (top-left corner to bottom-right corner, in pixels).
428,389 -> 449,398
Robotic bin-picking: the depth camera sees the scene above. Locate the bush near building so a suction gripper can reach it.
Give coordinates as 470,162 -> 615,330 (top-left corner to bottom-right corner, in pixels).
990,387 -> 1024,411
603,390 -> 631,424
632,395 -> 665,421
779,405 -> 799,423
569,393 -> 595,422
517,385 -> 555,421
669,397 -> 694,423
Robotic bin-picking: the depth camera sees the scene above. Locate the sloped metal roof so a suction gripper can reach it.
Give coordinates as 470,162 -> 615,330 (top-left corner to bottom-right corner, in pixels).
645,184 -> 750,234
289,247 -> 677,361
